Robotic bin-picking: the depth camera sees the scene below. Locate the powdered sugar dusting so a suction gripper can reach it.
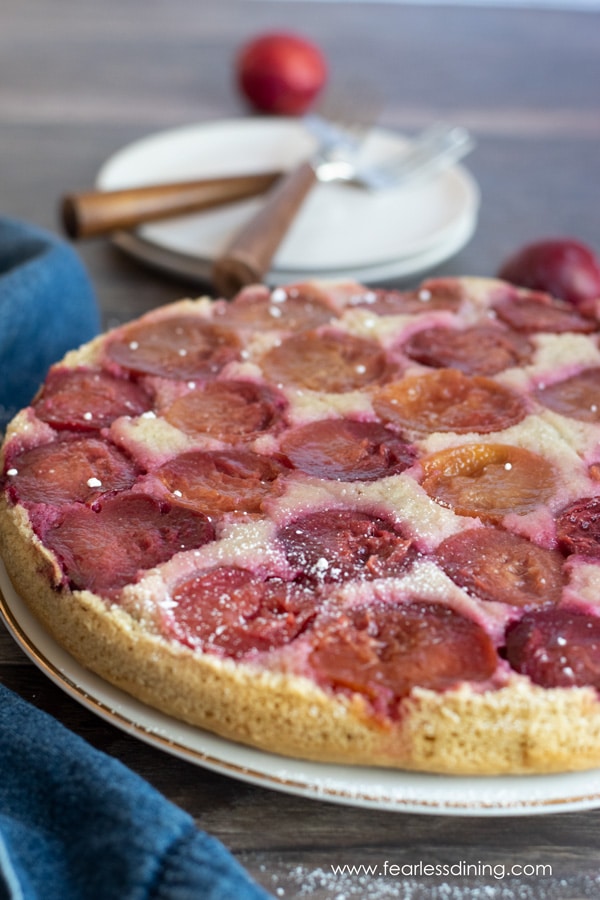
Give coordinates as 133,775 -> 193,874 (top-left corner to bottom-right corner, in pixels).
268,864 -> 598,899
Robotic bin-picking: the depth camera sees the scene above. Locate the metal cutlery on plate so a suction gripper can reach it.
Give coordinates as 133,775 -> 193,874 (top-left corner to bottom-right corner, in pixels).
211,98 -> 378,298
211,121 -> 474,297
61,121 -> 474,295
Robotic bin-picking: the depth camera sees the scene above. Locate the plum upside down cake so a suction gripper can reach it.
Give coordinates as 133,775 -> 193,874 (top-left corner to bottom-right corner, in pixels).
2,275 -> 600,775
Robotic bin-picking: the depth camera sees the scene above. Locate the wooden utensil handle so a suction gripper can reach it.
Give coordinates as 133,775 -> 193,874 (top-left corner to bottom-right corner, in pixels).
60,172 -> 281,240
211,160 -> 317,299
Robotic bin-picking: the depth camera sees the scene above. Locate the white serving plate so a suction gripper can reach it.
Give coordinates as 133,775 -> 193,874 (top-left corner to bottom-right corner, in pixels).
96,117 -> 479,286
2,560 -> 599,817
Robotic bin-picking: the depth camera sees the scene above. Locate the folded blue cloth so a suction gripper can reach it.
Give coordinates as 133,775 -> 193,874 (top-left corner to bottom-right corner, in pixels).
0,218 -> 272,898
0,217 -> 101,431
0,683 -> 272,900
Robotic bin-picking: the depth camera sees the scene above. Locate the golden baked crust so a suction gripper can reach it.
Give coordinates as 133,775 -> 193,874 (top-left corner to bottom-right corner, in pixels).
2,276 -> 600,775
3,494 -> 600,776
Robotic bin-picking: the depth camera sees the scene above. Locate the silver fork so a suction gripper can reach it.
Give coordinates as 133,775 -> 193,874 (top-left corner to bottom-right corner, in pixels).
356,123 -> 475,191
211,96 -> 376,299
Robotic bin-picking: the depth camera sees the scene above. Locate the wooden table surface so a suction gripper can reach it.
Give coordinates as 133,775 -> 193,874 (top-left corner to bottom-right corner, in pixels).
2,1 -> 600,896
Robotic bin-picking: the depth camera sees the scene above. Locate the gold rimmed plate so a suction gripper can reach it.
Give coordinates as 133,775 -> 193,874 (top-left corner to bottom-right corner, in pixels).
1,558 -> 599,816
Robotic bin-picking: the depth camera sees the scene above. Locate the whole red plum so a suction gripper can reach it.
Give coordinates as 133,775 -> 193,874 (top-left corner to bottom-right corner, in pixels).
236,31 -> 328,115
498,238 -> 600,316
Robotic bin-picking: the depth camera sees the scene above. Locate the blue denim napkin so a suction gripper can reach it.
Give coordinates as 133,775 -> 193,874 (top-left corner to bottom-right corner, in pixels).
0,218 -> 272,898
0,217 -> 101,431
0,683 -> 272,900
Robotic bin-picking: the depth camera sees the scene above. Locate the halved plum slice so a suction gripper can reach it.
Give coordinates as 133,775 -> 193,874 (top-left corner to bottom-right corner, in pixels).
435,527 -> 565,607
33,368 -> 152,431
349,279 -> 465,316
156,448 -> 289,514
279,418 -> 415,482
163,380 -> 286,441
535,368 -> 600,423
420,443 -> 557,522
277,508 -> 414,584
556,496 -> 600,558
403,324 -> 532,376
261,330 -> 389,393
493,290 -> 596,334
214,284 -> 337,331
505,607 -> 600,688
4,435 -> 139,505
373,370 -> 527,435
309,600 -> 498,709
162,566 -> 316,657
106,315 -> 241,380
43,492 -> 214,594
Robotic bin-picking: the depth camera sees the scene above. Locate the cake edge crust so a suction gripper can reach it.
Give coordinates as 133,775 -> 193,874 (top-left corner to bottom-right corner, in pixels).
2,497 -> 600,776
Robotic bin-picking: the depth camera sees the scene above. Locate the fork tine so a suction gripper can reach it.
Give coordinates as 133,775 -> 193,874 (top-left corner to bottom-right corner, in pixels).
375,123 -> 475,188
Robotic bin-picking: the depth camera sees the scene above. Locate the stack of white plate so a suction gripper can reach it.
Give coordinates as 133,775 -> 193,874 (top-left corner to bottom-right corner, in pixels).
97,118 -> 480,288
